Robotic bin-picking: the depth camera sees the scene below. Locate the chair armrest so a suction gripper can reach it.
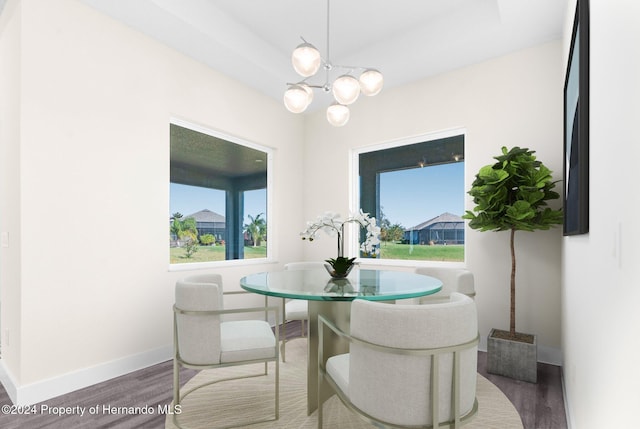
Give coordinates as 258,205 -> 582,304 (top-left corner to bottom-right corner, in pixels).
318,314 -> 350,340
318,314 -> 479,359
224,290 -> 270,305
174,304 -> 277,317
174,305 -> 279,330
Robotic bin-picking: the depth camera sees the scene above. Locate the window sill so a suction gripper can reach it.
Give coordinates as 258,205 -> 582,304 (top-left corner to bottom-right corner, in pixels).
169,257 -> 277,272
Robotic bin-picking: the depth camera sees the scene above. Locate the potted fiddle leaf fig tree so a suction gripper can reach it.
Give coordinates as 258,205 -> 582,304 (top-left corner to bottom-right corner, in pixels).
463,146 -> 563,383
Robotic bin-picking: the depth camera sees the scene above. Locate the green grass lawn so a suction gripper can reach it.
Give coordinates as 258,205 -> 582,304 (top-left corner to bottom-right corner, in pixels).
170,242 -> 462,263
378,242 -> 464,262
170,244 -> 267,263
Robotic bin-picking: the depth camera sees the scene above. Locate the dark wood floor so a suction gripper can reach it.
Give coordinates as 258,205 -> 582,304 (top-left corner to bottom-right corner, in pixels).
477,352 -> 567,429
0,321 -> 567,428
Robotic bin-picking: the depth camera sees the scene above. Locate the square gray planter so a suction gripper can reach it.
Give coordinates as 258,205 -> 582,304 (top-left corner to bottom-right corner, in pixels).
487,328 -> 537,383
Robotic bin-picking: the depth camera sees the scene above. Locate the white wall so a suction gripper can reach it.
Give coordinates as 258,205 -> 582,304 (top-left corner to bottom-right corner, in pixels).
0,0 -> 23,386
303,41 -> 565,363
561,1 -> 640,427
0,0 -> 305,404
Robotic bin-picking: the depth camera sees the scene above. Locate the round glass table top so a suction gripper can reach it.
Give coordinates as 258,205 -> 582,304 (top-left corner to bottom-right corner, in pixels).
240,268 -> 442,301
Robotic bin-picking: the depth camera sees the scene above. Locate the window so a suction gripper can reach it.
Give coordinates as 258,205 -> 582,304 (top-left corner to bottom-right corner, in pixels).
170,122 -> 270,265
357,132 -> 465,262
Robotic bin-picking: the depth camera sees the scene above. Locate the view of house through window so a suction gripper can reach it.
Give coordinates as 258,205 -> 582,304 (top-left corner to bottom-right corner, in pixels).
170,123 -> 269,264
358,134 -> 465,262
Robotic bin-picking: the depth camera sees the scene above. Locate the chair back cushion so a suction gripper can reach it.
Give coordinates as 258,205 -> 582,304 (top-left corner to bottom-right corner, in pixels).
175,274 -> 224,365
415,267 -> 475,300
349,293 -> 478,426
284,261 -> 326,271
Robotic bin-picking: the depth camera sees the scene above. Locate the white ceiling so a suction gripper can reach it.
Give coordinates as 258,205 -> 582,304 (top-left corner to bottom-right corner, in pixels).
78,0 -> 567,110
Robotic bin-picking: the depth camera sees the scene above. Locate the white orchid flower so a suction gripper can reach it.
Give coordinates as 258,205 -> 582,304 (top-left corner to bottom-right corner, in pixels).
301,209 -> 380,258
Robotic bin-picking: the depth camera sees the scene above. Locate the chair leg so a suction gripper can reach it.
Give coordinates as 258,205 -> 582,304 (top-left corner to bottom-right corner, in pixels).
281,300 -> 287,362
173,359 -> 179,406
275,356 -> 280,419
172,359 -> 181,428
281,325 -> 287,363
281,340 -> 287,363
317,389 -> 323,429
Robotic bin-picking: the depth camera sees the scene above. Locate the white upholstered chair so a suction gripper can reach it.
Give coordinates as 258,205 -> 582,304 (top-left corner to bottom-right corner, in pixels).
281,261 -> 325,362
318,293 -> 479,428
173,273 -> 279,428
414,267 -> 476,303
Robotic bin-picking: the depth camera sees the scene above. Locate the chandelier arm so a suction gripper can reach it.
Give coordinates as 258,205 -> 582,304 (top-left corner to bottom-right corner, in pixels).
331,64 -> 372,72
286,82 -> 325,90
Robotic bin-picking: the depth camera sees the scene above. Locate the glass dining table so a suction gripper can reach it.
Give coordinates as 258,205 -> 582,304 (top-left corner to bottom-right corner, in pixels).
240,267 -> 443,415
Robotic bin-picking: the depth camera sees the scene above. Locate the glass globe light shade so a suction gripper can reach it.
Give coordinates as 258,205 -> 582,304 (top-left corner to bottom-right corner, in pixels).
283,84 -> 312,113
359,69 -> 384,96
326,103 -> 350,127
300,83 -> 314,103
332,75 -> 360,105
291,43 -> 321,77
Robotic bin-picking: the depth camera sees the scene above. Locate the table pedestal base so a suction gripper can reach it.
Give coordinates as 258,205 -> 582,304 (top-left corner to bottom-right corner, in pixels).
307,300 -> 351,415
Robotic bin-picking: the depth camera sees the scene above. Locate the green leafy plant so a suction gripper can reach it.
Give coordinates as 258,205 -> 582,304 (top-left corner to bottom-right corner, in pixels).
199,234 -> 215,245
183,234 -> 199,258
170,212 -> 198,246
244,213 -> 266,247
324,256 -> 357,276
170,212 -> 184,240
463,146 -> 563,339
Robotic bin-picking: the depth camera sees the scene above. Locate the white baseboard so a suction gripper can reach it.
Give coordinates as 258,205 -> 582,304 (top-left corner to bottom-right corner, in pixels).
0,360 -> 18,403
561,370 -> 574,429
537,344 -> 563,366
0,345 -> 172,406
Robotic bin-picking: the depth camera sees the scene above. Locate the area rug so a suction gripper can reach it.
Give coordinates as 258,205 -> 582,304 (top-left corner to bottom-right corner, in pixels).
166,338 -> 523,429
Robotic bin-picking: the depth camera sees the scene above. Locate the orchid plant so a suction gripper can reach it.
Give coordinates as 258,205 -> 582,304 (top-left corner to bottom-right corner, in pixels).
300,210 -> 381,276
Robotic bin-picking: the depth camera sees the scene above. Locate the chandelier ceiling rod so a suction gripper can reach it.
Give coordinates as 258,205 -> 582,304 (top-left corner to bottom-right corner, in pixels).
283,0 -> 384,127
325,0 -> 330,68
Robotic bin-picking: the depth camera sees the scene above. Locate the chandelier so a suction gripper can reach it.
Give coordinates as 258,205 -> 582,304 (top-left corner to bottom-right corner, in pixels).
283,0 -> 384,127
